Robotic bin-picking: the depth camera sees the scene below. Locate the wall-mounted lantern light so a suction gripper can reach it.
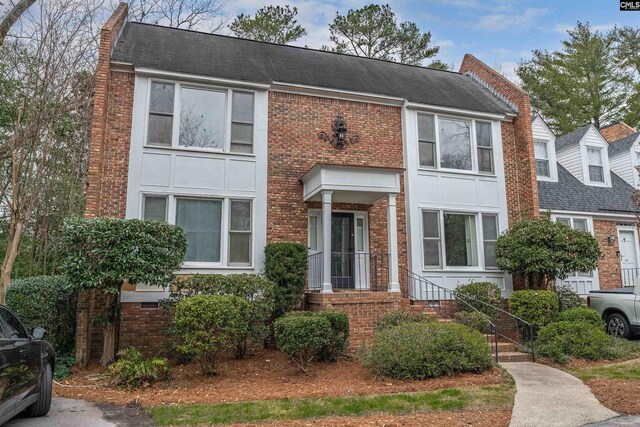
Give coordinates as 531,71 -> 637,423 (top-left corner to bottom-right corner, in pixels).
318,113 -> 359,150
607,234 -> 616,246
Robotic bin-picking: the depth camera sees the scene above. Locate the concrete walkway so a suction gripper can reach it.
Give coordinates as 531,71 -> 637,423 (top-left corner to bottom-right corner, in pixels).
6,398 -> 115,427
502,362 -> 618,427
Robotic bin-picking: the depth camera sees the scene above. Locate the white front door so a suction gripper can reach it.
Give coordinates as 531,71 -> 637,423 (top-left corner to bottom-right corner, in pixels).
618,227 -> 640,286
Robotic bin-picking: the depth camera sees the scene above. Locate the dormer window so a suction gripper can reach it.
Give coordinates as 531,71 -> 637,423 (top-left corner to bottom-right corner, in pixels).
534,139 -> 550,178
587,147 -> 604,183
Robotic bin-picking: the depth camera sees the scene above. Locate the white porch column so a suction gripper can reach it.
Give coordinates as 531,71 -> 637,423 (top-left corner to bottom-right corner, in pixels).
321,191 -> 333,294
387,194 -> 400,292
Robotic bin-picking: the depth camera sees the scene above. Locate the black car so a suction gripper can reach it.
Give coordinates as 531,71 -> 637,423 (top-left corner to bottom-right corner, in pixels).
0,305 -> 54,425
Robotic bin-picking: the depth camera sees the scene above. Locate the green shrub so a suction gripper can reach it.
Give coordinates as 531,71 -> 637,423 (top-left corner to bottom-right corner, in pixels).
6,275 -> 78,354
557,307 -> 604,328
106,347 -> 171,388
361,322 -> 492,380
555,284 -> 585,311
509,290 -> 559,330
274,313 -> 332,372
455,282 -> 502,317
375,310 -> 433,332
163,274 -> 276,359
537,321 -> 613,363
606,337 -> 640,361
54,354 -> 77,380
173,295 -> 251,375
264,243 -> 308,319
317,311 -> 349,361
454,311 -> 492,333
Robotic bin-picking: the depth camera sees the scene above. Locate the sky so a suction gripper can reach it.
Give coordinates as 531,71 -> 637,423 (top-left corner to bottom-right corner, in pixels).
223,0 -> 640,81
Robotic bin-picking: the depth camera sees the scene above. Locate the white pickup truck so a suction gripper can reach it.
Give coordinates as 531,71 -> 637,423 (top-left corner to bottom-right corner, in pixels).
588,282 -> 639,339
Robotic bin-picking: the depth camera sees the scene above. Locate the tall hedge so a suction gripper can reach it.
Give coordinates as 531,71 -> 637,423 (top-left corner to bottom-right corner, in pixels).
6,275 -> 78,353
264,243 -> 308,318
509,290 -> 559,330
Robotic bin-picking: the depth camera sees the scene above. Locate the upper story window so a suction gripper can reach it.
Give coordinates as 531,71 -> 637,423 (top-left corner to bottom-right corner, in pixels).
417,113 -> 495,175
587,147 -> 604,183
534,139 -> 550,178
147,81 -> 255,154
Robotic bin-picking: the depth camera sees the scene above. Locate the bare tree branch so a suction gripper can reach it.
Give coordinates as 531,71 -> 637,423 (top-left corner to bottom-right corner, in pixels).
0,0 -> 36,46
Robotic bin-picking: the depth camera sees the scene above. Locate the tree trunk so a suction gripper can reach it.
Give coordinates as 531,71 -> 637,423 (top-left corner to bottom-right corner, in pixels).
100,292 -> 118,367
0,0 -> 37,46
0,219 -> 24,304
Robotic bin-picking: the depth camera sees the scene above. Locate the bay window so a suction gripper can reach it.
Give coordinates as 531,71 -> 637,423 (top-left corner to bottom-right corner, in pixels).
587,147 -> 604,183
147,80 -> 255,153
422,210 -> 499,270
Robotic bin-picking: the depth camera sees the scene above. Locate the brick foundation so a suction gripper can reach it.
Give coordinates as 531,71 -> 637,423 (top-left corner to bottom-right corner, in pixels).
305,291 -> 401,350
119,303 -> 170,356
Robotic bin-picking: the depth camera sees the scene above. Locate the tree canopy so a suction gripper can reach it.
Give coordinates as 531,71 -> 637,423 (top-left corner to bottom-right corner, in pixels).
326,4 -> 443,68
230,5 -> 306,45
517,22 -> 638,134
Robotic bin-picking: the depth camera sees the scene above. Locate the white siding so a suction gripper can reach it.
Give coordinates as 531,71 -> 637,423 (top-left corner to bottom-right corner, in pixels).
579,127 -> 611,187
609,151 -> 634,186
557,144 -> 584,181
532,117 -> 558,182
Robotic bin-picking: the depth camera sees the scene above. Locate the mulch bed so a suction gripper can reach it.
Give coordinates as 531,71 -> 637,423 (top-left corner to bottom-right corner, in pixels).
54,349 -> 507,407
226,410 -> 512,427
586,379 -> 640,415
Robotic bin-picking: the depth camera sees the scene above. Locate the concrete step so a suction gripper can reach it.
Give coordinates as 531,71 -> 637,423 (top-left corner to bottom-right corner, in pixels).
491,342 -> 517,352
497,351 -> 532,362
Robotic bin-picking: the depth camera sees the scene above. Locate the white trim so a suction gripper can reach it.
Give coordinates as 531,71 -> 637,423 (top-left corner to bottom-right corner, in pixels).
136,67 -> 270,89
405,102 -> 513,121
542,209 -> 637,221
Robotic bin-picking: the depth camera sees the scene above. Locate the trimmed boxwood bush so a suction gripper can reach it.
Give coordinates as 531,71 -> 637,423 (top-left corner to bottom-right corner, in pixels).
172,295 -> 251,375
509,290 -> 559,330
455,282 -> 502,316
6,275 -> 78,354
361,322 -> 493,380
106,347 -> 171,389
275,313 -> 331,372
375,310 -> 433,332
264,243 -> 308,319
454,311 -> 492,333
537,321 -> 613,363
163,274 -> 276,358
317,311 -> 349,362
557,307 -> 604,328
555,284 -> 585,312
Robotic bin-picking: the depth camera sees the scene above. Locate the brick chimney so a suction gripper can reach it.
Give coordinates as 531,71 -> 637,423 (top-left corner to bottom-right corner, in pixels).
459,54 -> 539,224
600,121 -> 637,143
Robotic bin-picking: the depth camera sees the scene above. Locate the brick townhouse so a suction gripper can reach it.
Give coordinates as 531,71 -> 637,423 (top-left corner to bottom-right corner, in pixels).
77,3 -> 541,363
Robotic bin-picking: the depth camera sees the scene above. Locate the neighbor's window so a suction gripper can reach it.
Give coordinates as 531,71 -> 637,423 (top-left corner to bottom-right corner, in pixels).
231,92 -> 254,153
147,82 -> 174,147
179,87 -> 226,149
439,118 -> 472,170
534,139 -> 550,178
142,195 -> 167,222
176,198 -> 222,263
228,200 -> 252,264
476,121 -> 494,173
587,147 -> 604,183
444,213 -> 478,266
482,214 -> 498,268
422,211 -> 441,267
418,114 -> 436,168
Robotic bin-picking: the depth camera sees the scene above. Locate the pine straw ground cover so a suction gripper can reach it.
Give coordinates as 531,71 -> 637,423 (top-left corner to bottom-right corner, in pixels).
567,358 -> 640,415
54,349 -> 507,407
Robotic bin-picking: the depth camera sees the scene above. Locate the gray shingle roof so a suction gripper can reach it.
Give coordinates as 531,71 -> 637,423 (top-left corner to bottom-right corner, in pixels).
608,132 -> 640,157
111,22 -> 515,116
538,164 -> 637,215
554,125 -> 591,152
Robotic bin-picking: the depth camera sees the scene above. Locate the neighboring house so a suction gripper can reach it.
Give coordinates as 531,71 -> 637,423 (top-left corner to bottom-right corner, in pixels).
76,4 -> 538,363
534,116 -> 640,294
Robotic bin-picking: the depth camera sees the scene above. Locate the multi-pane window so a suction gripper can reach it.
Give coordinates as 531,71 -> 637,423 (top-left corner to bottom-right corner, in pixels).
534,139 -> 550,178
439,118 -> 472,170
176,198 -> 223,263
142,195 -> 167,221
228,200 -> 252,264
476,121 -> 494,173
587,147 -> 604,183
444,213 -> 478,266
422,210 -> 498,269
556,217 -> 592,276
147,81 -> 254,153
418,114 -> 436,168
422,211 -> 441,267
482,214 -> 498,268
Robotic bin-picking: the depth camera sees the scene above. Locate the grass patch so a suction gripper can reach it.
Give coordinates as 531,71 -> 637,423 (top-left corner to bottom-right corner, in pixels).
149,384 -> 513,426
570,359 -> 640,381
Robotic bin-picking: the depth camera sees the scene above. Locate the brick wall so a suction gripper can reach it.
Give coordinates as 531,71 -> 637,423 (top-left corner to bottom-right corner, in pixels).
600,122 -> 637,143
594,219 -> 623,289
306,292 -> 401,350
76,2 -> 133,365
119,303 -> 171,356
267,92 -> 408,294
